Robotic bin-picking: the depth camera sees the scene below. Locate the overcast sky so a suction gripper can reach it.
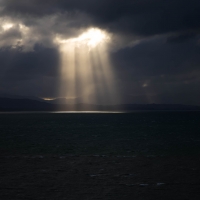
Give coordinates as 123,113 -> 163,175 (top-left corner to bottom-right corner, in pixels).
0,0 -> 200,105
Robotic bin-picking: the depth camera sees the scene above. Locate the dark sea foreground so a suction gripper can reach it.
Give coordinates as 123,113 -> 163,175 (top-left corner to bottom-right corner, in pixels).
1,111 -> 200,199
0,111 -> 200,156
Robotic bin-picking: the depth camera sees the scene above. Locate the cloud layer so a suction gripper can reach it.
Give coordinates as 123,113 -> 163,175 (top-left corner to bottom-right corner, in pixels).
0,0 -> 200,104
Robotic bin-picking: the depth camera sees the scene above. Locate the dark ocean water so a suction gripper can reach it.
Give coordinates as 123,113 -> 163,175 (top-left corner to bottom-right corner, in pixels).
0,111 -> 200,155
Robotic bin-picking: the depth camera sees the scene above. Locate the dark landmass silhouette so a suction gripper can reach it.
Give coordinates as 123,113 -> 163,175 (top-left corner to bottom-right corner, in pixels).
0,97 -> 200,111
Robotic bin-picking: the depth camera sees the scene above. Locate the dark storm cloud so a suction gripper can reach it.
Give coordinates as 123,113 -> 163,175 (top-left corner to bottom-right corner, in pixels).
113,35 -> 200,77
166,32 -> 197,43
1,0 -> 200,37
5,45 -> 59,79
0,27 -> 21,42
1,0 -> 200,51
111,34 -> 200,105
0,24 -> 24,49
0,45 -> 60,97
0,0 -> 200,105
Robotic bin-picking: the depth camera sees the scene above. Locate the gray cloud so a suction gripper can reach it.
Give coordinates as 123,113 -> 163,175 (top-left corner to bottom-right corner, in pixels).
111,34 -> 200,104
166,32 -> 197,43
1,0 -> 200,36
0,45 -> 60,97
0,0 -> 200,105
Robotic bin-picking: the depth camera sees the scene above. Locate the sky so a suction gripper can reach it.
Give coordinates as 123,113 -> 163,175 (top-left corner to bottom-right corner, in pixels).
0,0 -> 200,105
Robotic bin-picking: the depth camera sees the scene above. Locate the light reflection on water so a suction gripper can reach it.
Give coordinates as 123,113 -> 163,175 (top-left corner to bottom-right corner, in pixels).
51,111 -> 124,113
0,111 -> 125,114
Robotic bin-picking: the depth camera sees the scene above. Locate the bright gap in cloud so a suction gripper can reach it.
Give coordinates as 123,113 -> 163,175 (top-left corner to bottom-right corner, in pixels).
56,28 -> 110,49
2,23 -> 13,30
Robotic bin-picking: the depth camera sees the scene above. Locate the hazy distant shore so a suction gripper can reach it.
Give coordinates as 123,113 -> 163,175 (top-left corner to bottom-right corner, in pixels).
1,97 -> 200,112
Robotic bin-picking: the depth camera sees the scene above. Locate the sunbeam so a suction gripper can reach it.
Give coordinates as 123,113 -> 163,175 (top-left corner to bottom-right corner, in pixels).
56,27 -> 119,109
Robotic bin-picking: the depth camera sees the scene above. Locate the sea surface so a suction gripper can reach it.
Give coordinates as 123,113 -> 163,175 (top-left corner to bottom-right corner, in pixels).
0,111 -> 200,156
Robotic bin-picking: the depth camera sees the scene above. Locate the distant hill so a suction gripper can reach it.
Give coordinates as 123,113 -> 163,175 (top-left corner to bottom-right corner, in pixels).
0,93 -> 46,102
0,97 -> 200,111
0,98 -> 56,111
118,104 -> 200,111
